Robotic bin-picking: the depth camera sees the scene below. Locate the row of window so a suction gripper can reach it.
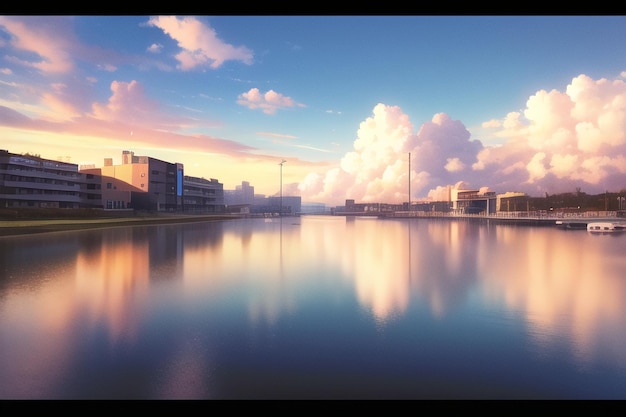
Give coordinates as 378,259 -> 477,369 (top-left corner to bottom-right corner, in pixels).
2,174 -> 78,186
106,200 -> 129,209
17,189 -> 78,196
1,165 -> 80,178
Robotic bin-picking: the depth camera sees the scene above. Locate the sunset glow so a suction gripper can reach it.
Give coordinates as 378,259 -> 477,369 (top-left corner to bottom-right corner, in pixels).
2,16 -> 625,206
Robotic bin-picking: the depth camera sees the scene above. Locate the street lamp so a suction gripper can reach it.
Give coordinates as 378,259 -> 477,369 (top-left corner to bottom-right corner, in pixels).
279,160 -> 286,216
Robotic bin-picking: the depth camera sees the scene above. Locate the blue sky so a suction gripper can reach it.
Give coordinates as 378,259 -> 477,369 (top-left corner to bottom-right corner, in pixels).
1,15 -> 626,205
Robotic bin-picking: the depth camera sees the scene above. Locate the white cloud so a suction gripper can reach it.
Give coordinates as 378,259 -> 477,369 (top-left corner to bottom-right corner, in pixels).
299,72 -> 626,205
237,88 -> 304,115
445,157 -> 464,172
147,43 -> 163,53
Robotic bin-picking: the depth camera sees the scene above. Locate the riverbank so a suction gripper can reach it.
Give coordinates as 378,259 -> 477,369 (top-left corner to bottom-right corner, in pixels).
2,211 -> 621,238
0,213 -> 241,237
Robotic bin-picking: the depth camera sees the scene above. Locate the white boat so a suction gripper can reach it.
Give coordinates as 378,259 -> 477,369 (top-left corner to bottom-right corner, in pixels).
587,222 -> 626,233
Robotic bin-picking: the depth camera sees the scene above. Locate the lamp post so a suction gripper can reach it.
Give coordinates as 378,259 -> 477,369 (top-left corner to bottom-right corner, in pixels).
279,160 -> 286,216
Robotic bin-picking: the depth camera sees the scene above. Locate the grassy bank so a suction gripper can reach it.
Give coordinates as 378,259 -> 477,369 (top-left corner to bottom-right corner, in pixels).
0,209 -> 239,237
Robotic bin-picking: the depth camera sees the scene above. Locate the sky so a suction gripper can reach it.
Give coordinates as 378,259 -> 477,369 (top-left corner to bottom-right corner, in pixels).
1,15 -> 626,206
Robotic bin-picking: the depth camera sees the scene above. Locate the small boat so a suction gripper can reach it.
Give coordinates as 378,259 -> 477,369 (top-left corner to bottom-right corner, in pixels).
555,220 -> 587,230
587,222 -> 626,233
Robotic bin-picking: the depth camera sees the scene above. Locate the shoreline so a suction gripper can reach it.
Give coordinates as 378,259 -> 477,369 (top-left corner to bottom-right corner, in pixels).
0,214 -> 241,237
2,212 -> 622,238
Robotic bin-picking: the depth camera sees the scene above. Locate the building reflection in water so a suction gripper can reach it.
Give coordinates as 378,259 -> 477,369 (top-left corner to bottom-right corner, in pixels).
1,216 -> 626,398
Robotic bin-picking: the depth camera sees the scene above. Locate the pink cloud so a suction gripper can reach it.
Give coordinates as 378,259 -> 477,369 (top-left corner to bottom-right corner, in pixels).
237,88 -> 305,115
0,16 -> 76,73
91,80 -> 158,123
147,16 -> 253,70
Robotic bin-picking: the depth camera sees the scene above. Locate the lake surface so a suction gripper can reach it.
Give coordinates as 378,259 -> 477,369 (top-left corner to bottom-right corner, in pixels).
1,215 -> 625,399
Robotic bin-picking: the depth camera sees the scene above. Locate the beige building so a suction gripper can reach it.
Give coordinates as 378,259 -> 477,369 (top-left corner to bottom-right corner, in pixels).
81,150 -> 182,212
82,150 -> 223,213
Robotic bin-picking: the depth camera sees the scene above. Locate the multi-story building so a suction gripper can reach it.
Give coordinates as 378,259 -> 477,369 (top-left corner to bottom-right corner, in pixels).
451,188 -> 497,215
81,150 -> 224,213
81,150 -> 183,212
182,175 -> 225,213
0,149 -> 102,209
224,181 -> 255,206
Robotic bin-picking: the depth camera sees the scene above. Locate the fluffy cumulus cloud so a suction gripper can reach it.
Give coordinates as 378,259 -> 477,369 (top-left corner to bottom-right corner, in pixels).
237,88 -> 305,115
298,104 -> 484,205
146,16 -> 253,70
299,73 -> 626,205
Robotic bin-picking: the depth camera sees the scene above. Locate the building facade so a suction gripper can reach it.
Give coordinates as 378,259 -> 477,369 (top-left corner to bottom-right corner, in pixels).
451,188 -> 497,215
0,149 -> 102,209
81,150 -> 183,212
224,181 -> 255,206
182,175 -> 225,213
81,150 -> 224,213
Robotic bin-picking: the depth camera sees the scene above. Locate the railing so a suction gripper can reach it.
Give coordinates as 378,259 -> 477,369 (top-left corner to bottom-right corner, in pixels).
384,210 -> 620,219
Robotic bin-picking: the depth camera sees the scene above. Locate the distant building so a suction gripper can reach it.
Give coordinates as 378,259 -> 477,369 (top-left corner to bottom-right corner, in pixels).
451,187 -> 497,215
0,149 -> 102,209
224,181 -> 255,206
496,191 -> 527,212
301,202 -> 329,214
267,195 -> 301,215
333,199 -> 402,215
225,204 -> 250,215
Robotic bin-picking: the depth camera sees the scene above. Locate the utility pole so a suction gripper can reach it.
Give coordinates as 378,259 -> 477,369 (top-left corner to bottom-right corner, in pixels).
408,152 -> 411,213
279,160 -> 286,216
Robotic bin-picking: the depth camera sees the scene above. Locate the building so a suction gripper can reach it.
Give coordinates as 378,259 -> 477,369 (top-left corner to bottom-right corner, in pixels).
451,187 -> 497,215
496,191 -> 527,212
224,181 -> 255,206
182,175 -> 225,214
0,149 -> 102,209
266,195 -> 302,215
81,150 -> 225,213
332,199 -> 402,215
301,202 -> 329,214
82,150 -> 183,212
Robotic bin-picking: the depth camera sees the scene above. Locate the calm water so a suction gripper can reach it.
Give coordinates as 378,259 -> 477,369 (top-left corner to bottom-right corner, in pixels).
1,215 -> 625,399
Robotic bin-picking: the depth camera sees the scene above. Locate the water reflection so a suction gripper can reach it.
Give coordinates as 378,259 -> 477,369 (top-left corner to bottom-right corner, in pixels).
479,225 -> 626,367
0,216 -> 625,398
